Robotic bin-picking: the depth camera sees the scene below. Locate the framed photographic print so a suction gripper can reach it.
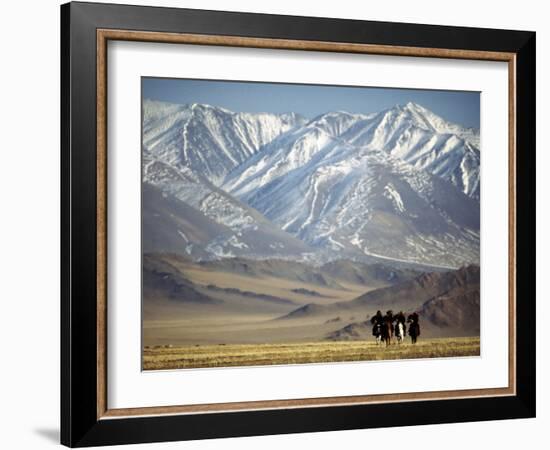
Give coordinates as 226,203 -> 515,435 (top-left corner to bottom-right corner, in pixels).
60,1 -> 536,447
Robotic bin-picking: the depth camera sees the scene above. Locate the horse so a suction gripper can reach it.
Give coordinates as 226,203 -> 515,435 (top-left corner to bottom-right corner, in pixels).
395,321 -> 405,344
372,322 -> 383,345
380,319 -> 394,347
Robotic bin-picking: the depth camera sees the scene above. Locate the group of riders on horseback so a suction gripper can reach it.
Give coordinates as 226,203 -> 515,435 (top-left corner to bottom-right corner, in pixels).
370,310 -> 420,346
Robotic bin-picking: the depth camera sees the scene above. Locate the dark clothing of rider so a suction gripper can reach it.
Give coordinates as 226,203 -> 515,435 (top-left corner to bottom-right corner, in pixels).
407,312 -> 419,324
371,311 -> 383,336
394,312 -> 406,326
407,312 -> 421,343
370,311 -> 383,325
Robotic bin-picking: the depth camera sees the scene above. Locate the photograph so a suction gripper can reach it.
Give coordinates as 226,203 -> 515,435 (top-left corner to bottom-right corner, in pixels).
141,78 -> 481,370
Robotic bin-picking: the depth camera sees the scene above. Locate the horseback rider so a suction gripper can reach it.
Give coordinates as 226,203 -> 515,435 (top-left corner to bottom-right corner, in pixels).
394,311 -> 406,327
407,312 -> 421,344
370,310 -> 384,337
394,310 -> 406,341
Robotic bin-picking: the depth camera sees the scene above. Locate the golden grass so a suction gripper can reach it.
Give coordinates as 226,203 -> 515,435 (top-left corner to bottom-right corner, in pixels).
143,336 -> 480,370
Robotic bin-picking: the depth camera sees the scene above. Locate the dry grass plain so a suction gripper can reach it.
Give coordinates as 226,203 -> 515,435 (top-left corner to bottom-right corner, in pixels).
143,336 -> 480,370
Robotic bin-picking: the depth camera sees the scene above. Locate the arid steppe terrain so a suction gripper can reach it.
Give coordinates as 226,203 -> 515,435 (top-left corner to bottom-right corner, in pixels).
142,253 -> 480,369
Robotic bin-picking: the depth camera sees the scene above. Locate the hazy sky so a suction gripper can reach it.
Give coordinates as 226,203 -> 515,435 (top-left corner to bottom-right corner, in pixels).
143,77 -> 480,129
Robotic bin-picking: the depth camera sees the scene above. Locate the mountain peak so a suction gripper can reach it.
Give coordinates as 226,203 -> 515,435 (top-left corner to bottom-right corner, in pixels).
405,101 -> 422,108
309,110 -> 355,122
304,110 -> 366,137
403,101 -> 428,113
390,101 -> 430,117
191,103 -> 235,115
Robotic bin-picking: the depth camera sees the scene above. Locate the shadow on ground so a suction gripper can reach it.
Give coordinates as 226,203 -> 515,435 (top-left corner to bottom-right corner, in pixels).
34,428 -> 59,444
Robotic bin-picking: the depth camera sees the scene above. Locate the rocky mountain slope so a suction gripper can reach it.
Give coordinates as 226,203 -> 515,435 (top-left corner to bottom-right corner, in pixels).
142,100 -> 480,268
280,265 -> 480,322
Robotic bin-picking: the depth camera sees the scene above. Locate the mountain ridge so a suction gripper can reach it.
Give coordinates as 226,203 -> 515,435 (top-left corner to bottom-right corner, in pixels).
142,100 -> 480,268
279,264 -> 480,320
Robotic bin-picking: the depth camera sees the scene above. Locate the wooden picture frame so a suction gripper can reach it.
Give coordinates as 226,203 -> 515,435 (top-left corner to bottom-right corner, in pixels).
61,1 -> 535,447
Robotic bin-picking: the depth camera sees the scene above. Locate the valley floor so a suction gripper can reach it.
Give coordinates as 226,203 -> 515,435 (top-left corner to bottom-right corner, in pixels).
143,336 -> 480,370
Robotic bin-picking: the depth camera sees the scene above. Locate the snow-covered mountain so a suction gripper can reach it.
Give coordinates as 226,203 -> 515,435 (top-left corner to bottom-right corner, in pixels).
143,151 -> 313,260
143,99 -> 306,184
142,100 -> 480,267
341,102 -> 480,199
225,102 -> 480,199
223,131 -> 478,268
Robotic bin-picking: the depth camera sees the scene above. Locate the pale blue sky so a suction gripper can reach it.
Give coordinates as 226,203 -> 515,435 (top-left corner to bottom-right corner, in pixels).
143,77 -> 480,129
